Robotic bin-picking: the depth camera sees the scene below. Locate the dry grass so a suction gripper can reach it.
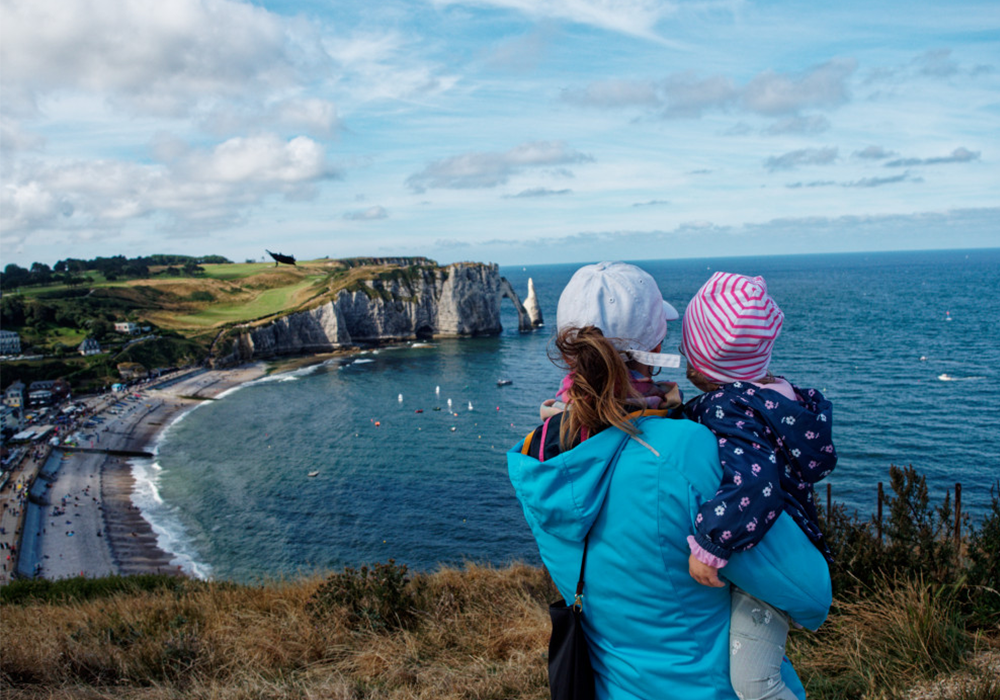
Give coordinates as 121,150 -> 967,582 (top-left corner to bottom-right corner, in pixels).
3,565 -> 995,700
788,576 -> 997,700
1,563 -> 554,700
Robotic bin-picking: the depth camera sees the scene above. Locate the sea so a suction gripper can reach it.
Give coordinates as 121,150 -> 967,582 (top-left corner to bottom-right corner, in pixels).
132,249 -> 1000,582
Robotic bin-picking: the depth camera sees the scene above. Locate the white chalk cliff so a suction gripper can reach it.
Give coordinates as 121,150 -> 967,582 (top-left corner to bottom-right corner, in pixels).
221,263 -> 533,362
524,278 -> 544,327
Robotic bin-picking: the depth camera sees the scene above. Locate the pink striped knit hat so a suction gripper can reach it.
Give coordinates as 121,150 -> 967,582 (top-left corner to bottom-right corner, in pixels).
681,272 -> 783,383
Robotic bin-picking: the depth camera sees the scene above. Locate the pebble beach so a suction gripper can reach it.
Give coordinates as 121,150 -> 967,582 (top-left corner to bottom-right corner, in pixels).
3,364 -> 267,582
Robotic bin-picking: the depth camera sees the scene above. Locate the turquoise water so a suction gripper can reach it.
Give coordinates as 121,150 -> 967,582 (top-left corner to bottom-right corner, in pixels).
141,249 -> 1000,581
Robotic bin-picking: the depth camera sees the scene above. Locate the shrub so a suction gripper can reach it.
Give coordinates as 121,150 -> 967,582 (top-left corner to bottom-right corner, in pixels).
819,464 -> 974,598
964,481 -> 1000,627
307,559 -> 417,632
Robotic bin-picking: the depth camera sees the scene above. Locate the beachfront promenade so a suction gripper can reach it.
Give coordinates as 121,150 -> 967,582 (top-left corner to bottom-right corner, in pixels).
0,364 -> 266,584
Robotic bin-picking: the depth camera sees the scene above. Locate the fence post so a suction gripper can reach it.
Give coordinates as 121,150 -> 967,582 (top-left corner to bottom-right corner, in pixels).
877,482 -> 883,542
954,483 -> 962,547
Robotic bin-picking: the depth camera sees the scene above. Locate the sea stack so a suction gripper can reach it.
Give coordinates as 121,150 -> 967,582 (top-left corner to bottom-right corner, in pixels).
524,278 -> 544,327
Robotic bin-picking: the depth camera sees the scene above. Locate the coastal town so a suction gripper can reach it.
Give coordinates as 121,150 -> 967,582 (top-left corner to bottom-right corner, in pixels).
0,363 -> 266,584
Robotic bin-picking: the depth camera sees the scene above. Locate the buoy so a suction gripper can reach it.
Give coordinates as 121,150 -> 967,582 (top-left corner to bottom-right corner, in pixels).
447,398 -> 452,408
375,421 -> 381,427
398,394 -> 403,402
468,402 -> 473,410
450,426 -> 456,432
435,385 -> 440,395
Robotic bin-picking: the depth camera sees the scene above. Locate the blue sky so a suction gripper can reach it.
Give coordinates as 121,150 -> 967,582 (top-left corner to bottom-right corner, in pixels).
1,0 -> 997,267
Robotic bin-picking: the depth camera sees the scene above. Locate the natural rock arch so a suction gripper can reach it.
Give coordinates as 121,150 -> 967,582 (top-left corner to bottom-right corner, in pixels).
498,277 -> 534,332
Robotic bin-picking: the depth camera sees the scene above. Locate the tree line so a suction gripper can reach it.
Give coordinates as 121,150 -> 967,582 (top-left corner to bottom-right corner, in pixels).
1,254 -> 232,290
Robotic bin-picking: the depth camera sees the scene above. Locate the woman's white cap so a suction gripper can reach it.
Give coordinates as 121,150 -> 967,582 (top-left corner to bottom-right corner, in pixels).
556,261 -> 681,368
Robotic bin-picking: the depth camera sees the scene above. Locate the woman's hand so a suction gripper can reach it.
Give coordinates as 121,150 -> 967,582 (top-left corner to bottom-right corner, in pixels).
689,555 -> 725,587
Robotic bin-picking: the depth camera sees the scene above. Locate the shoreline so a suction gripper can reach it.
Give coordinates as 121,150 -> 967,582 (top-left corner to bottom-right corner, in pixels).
14,363 -> 270,582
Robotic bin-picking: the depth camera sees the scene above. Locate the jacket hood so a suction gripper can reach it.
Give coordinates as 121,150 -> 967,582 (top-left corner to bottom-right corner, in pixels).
736,385 -> 836,484
507,426 -> 631,542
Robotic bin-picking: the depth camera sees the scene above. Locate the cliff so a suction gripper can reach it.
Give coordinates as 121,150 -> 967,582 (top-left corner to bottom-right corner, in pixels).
220,262 -> 533,363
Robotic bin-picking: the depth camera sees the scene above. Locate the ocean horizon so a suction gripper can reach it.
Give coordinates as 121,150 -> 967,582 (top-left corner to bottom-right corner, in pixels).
133,248 -> 1000,582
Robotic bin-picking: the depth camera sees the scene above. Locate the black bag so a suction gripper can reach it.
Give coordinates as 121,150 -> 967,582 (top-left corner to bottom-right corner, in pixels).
547,547 -> 596,700
546,431 -> 631,700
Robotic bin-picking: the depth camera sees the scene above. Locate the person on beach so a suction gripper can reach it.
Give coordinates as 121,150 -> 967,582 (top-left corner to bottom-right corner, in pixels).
681,272 -> 836,700
508,262 -> 831,700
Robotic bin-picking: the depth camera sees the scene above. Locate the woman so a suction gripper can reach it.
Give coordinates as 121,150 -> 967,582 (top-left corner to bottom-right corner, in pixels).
507,262 -> 830,700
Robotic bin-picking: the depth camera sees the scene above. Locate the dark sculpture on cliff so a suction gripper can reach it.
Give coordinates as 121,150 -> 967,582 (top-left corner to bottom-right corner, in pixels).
266,250 -> 296,266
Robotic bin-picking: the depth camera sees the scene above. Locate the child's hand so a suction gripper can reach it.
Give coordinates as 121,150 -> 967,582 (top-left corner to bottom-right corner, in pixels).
540,399 -> 566,420
688,554 -> 725,587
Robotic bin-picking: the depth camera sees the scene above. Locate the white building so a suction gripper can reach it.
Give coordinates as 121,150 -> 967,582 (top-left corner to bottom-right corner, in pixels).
0,329 -> 21,355
79,337 -> 102,355
114,322 -> 139,334
4,381 -> 25,409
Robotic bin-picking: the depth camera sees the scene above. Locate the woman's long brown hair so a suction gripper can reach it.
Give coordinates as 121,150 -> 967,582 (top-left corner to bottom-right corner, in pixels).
552,325 -> 641,449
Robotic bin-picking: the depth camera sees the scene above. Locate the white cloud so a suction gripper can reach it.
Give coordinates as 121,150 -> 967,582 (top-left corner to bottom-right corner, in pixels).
0,134 -> 336,245
914,49 -> 960,78
503,187 -> 573,198
432,0 -> 682,42
564,59 -> 856,119
202,98 -> 341,139
406,141 -> 592,191
0,0 -> 297,118
562,79 -> 660,108
180,135 -> 334,184
482,28 -> 553,72
764,147 -> 839,172
785,172 -> 918,188
885,147 -> 981,167
344,205 -> 389,220
742,59 -> 856,116
853,145 -> 896,160
0,117 -> 46,154
323,31 -> 459,103
661,74 -> 737,117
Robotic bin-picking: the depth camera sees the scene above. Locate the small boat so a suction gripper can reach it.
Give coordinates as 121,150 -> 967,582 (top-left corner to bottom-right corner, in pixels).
415,409 -> 424,413
496,379 -> 512,386
307,471 -> 320,477
938,374 -> 953,381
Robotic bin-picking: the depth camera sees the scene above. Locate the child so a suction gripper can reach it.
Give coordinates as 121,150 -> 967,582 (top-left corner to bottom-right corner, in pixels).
681,271 -> 836,700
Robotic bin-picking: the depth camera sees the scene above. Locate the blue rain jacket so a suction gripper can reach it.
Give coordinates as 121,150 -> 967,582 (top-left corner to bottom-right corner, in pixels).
508,415 -> 831,700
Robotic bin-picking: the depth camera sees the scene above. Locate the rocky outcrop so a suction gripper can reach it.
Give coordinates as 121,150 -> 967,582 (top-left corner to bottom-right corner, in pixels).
524,278 -> 543,327
218,263 -> 534,363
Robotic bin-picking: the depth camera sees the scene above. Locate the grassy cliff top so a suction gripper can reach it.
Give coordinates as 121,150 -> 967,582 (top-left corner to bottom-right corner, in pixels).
3,258 -> 451,350
1,560 -> 997,700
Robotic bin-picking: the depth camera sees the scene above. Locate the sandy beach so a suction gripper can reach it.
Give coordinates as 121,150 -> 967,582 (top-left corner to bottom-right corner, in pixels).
8,363 -> 268,582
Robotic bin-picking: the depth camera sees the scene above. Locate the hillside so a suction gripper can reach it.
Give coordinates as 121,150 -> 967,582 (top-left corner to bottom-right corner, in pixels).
0,257 -> 443,390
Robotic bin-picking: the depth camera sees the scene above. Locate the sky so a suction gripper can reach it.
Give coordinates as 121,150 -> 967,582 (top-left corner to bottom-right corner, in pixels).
1,0 -> 998,268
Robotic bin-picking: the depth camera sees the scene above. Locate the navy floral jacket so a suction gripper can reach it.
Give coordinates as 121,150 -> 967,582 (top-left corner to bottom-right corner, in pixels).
684,380 -> 836,563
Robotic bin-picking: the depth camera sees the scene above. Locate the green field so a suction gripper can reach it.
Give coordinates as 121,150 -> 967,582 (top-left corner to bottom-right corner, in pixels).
166,277 -> 325,328
199,262 -> 277,281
